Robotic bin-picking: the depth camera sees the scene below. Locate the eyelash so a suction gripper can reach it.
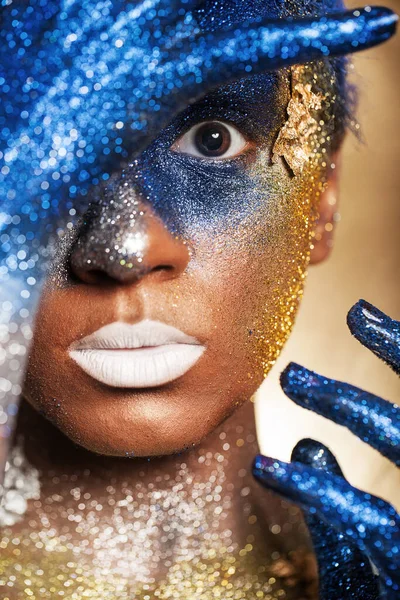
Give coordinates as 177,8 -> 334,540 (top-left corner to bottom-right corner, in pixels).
170,118 -> 254,161
141,108 -> 261,166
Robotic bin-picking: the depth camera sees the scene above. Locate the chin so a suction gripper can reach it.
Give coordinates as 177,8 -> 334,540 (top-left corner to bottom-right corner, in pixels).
58,427 -> 202,458
30,384 -> 241,458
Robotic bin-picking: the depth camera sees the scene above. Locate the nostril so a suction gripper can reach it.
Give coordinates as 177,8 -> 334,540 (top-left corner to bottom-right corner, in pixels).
152,265 -> 174,272
70,266 -> 119,286
87,270 -> 120,285
67,207 -> 189,285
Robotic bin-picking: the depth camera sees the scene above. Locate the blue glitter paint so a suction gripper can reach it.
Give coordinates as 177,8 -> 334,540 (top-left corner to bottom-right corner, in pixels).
0,0 -> 398,284
0,0 -> 397,594
254,451 -> 400,598
253,301 -> 400,598
136,73 -> 287,232
347,299 -> 400,376
280,362 -> 400,467
1,0 -> 396,451
1,1 -> 398,234
291,439 -> 381,600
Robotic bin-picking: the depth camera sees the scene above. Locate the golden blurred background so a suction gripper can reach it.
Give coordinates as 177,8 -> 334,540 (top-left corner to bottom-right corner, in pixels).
256,0 -> 400,508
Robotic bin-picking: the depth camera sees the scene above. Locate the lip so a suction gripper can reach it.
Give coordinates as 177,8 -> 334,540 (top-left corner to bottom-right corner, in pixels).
68,320 -> 206,388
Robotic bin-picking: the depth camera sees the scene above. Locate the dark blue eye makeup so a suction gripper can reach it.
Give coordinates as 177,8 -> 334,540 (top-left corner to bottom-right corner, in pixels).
118,74 -> 289,234
152,73 -> 288,152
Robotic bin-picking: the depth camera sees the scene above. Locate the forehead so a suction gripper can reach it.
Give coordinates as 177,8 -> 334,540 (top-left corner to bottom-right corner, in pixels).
195,72 -> 286,107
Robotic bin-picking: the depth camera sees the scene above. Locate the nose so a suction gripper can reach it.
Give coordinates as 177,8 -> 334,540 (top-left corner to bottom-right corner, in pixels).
69,183 -> 189,285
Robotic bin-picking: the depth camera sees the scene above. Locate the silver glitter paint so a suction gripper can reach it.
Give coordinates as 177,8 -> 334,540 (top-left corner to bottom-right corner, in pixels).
0,1 -> 398,599
0,441 -> 40,527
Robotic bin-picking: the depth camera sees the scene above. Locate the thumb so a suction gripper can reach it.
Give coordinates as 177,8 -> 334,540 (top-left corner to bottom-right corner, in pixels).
291,439 -> 380,600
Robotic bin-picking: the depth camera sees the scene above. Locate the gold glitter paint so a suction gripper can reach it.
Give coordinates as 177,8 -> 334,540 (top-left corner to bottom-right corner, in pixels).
0,428 -> 315,599
272,66 -> 324,176
252,63 -> 334,376
250,160 -> 326,377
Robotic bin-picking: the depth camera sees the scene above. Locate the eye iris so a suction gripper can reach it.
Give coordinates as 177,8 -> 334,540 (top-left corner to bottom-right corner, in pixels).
195,123 -> 231,157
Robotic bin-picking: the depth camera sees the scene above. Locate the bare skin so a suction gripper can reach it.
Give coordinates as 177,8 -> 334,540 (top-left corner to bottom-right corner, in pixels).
0,175 -> 337,597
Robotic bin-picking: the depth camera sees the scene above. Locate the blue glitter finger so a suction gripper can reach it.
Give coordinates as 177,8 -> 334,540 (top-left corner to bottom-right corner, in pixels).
347,300 -> 400,376
280,363 -> 400,466
202,7 -> 398,67
253,454 -> 400,593
291,439 -> 381,600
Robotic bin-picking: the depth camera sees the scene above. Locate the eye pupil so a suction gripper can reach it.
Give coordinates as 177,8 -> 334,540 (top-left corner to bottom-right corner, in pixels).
195,122 -> 231,157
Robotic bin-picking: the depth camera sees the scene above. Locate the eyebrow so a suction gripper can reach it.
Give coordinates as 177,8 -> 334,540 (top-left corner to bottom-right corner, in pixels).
179,73 -> 288,136
198,72 -> 283,106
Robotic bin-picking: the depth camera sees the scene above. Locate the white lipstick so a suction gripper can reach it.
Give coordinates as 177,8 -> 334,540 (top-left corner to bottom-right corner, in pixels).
69,320 -> 205,388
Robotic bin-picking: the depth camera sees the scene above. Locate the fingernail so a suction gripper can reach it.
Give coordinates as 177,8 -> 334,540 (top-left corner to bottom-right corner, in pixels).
253,455 -> 289,483
280,362 -> 329,408
347,299 -> 388,330
291,438 -> 344,477
347,300 -> 400,375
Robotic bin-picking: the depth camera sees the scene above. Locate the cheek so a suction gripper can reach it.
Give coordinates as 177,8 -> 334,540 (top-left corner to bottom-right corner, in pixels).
187,157 -> 324,379
23,296 -> 75,416
22,287 -> 103,424
138,152 -> 267,235
22,151 -> 324,455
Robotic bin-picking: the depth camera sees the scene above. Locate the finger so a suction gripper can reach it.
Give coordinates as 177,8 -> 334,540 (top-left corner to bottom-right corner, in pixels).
280,363 -> 400,467
292,439 -> 381,600
193,7 -> 398,91
347,300 -> 400,376
253,454 -> 400,591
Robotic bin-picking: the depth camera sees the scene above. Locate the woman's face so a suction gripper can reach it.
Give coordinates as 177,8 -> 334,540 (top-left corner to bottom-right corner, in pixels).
24,70 -> 327,457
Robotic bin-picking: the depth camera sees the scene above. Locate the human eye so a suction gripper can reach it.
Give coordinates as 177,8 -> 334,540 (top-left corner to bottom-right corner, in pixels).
170,120 -> 251,160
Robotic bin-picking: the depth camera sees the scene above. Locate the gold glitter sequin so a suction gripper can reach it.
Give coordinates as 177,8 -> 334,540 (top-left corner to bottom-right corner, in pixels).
272,66 -> 324,175
0,430 -> 315,599
253,63 -> 336,376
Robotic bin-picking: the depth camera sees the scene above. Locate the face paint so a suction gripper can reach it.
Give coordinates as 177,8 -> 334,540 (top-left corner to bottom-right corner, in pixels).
21,62 -> 334,462
0,1 -> 398,598
0,0 -> 397,466
0,406 -> 314,599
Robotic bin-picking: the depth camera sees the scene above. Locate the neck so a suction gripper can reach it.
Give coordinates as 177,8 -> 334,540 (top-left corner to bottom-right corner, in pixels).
5,399 -> 314,599
15,397 -> 259,495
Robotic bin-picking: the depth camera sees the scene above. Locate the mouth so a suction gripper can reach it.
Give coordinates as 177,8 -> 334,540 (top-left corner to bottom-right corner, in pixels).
68,320 -> 206,388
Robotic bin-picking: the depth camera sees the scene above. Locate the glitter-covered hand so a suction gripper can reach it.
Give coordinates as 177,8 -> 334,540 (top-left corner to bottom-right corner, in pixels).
253,299 -> 400,599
